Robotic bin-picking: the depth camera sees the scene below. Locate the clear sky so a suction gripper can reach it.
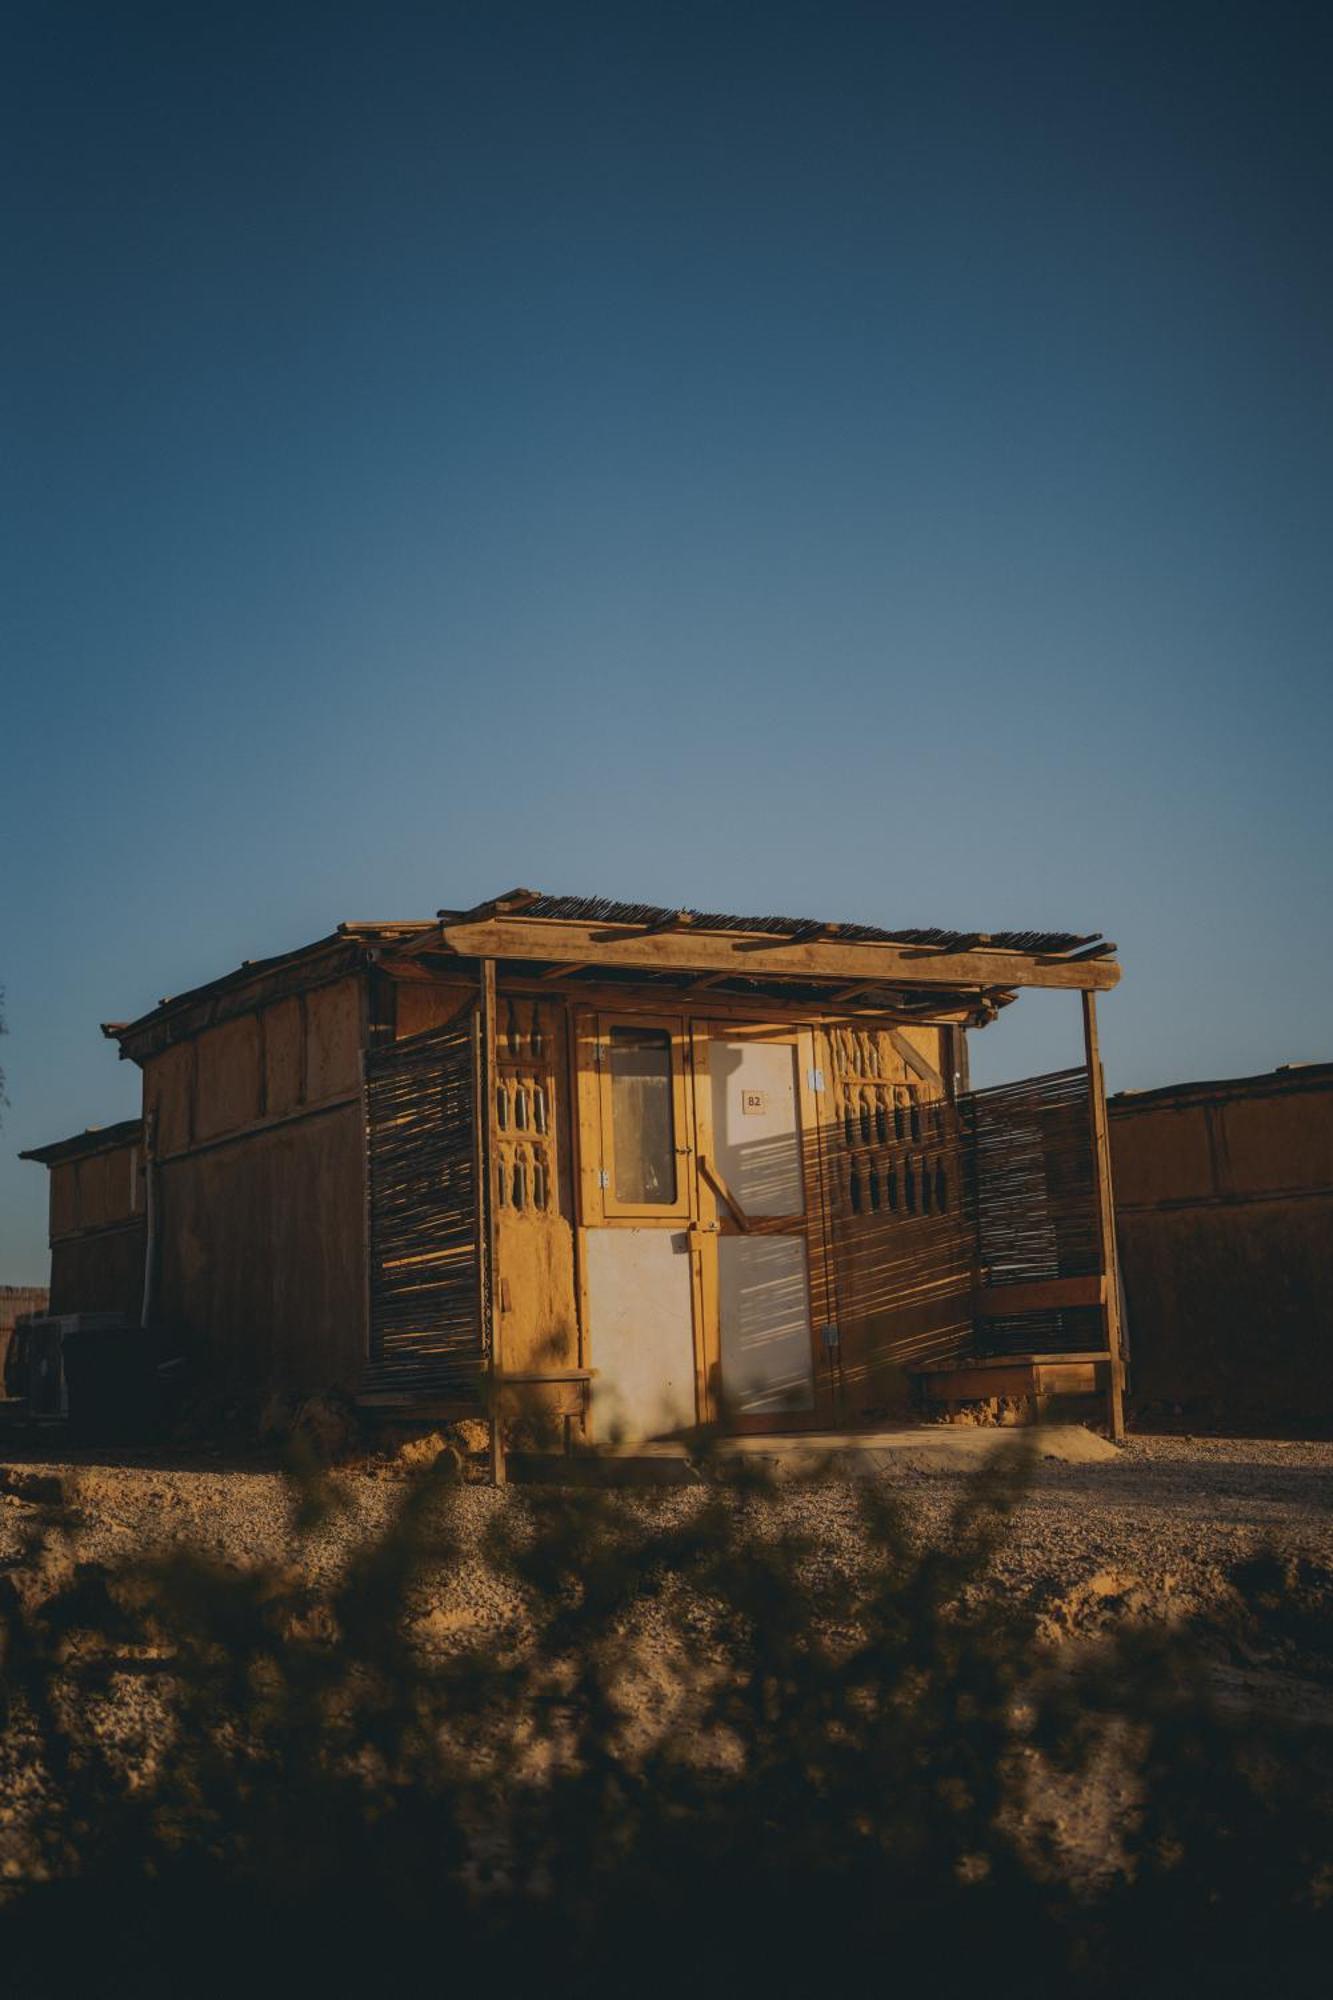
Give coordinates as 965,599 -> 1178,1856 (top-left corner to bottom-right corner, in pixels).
3,1 -> 1330,1281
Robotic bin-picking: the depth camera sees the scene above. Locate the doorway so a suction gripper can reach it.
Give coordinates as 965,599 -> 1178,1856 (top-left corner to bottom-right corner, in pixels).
577,1012 -> 832,1440
691,1024 -> 830,1430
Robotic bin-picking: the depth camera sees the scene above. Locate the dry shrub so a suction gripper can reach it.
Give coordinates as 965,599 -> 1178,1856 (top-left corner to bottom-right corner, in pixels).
0,1443 -> 1329,1998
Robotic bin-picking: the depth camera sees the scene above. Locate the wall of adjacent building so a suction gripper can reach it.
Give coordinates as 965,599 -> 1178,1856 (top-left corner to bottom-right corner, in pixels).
1111,1067 -> 1333,1430
143,974 -> 367,1397
47,1139 -> 146,1320
1,1283 -> 51,1389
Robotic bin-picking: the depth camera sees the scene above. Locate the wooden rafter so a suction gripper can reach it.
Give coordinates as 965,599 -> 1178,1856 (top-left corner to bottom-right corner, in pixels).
829,979 -> 891,1003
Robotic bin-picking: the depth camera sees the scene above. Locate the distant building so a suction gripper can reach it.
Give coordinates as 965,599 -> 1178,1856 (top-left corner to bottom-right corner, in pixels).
17,1122 -> 146,1323
1,1283 -> 50,1390
1111,1063 -> 1333,1432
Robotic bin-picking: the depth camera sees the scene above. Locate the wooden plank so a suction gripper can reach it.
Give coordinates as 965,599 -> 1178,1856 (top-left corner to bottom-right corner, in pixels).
496,1368 -> 595,1384
953,1024 -> 971,1097
1034,1362 -> 1102,1395
917,1359 -> 1102,1401
46,1215 -> 146,1247
423,917 -> 1122,993
631,909 -> 695,937
416,969 -> 985,1027
458,888 -> 544,921
153,1091 -> 362,1166
358,1014 -> 372,1380
1083,991 -> 1126,1440
973,1274 -> 1105,1318
887,1028 -> 946,1094
924,1348 -> 1110,1372
1056,940 -> 1117,963
110,938 -> 379,1061
698,1151 -> 776,1234
381,957 -> 450,984
481,960 -> 505,1484
735,919 -> 837,949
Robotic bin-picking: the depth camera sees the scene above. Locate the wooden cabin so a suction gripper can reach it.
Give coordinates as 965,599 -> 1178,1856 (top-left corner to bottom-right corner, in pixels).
19,1121 -> 146,1322
85,890 -> 1127,1449
1111,1062 -> 1333,1433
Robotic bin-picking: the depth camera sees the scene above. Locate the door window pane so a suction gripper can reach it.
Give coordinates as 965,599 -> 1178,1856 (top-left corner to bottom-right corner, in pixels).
609,1027 -> 677,1204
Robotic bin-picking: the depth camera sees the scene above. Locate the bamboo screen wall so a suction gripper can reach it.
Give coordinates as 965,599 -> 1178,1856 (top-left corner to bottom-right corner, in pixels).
360,1021 -> 1105,1409
364,1017 -> 485,1399
962,1067 -> 1102,1357
823,1026 -> 974,1391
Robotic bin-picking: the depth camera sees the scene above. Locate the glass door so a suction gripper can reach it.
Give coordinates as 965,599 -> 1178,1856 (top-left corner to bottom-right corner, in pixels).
691,1025 -> 830,1429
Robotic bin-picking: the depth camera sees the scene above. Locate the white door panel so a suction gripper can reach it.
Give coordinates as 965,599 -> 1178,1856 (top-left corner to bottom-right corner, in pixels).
718,1234 -> 816,1416
585,1226 -> 695,1442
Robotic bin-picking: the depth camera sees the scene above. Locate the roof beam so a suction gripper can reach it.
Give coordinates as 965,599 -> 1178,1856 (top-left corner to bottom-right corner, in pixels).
828,979 -> 890,1003
444,887 -> 544,923
489,968 -> 983,1025
737,919 -> 838,950
1055,940 -> 1117,963
633,908 -> 696,937
418,916 -> 1120,992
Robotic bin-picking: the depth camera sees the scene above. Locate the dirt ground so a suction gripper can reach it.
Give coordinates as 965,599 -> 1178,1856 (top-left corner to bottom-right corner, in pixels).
1,1429 -> 1331,1916
2,1431 -> 1330,1669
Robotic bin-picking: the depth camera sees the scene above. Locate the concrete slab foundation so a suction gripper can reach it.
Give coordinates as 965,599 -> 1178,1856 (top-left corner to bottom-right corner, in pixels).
505,1423 -> 1119,1485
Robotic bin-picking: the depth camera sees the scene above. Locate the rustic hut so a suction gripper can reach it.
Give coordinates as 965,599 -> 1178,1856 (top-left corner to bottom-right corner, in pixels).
83,889 -> 1126,1452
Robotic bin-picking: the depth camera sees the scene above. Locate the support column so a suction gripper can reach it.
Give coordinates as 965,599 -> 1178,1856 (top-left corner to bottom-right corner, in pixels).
479,959 -> 506,1484
1081,991 -> 1126,1441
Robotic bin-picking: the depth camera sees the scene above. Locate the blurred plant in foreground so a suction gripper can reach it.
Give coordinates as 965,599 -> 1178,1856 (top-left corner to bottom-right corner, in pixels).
0,1439 -> 1329,1998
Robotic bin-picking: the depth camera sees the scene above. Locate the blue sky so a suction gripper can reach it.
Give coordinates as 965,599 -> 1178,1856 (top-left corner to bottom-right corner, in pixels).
3,1 -> 1331,1279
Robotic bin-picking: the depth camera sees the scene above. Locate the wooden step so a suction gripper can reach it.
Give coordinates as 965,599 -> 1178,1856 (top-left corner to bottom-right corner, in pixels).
915,1352 -> 1110,1403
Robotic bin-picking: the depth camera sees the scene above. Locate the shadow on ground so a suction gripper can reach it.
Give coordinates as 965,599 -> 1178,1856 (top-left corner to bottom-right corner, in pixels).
1,1435 -> 1330,1998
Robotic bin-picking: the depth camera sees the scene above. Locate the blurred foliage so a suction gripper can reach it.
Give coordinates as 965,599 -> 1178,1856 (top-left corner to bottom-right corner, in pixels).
0,1440 -> 1329,1997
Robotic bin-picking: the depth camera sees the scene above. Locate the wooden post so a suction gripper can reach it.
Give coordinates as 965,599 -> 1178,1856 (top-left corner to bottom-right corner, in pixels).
1081,991 -> 1126,1441
479,959 -> 506,1484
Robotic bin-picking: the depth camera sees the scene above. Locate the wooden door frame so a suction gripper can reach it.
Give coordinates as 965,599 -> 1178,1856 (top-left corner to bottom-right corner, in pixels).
584,1008 -> 695,1223
689,1019 -> 835,1433
573,1006 -> 706,1437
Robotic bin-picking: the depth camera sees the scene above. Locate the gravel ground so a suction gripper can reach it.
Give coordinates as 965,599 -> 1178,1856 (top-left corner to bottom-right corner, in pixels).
2,1430 -> 1330,1901
2,1431 -> 1330,1646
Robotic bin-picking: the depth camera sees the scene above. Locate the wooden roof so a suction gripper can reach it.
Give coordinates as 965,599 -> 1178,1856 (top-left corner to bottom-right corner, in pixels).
99,886 -> 1120,1068
102,922 -> 435,1063
400,888 -> 1120,996
21,1118 -> 144,1166
1111,1061 -> 1333,1116
438,892 -> 1103,959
